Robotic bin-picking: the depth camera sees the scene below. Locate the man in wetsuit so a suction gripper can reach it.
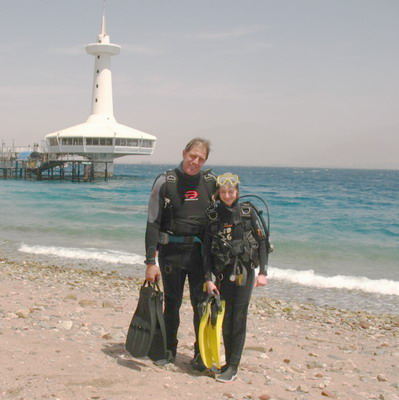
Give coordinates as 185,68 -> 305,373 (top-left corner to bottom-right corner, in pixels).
144,138 -> 216,367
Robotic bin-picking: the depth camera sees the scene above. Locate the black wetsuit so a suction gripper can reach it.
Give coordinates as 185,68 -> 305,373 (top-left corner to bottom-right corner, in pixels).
203,200 -> 268,367
145,164 -> 216,357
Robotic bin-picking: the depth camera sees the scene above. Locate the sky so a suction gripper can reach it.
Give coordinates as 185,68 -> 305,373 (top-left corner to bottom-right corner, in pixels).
1,0 -> 398,169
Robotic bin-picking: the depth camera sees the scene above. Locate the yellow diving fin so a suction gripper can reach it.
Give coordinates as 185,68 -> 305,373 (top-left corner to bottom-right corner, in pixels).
198,296 -> 213,368
208,296 -> 225,369
197,293 -> 225,369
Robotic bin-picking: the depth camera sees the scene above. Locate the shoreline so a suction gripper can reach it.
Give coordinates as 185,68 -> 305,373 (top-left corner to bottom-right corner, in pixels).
1,255 -> 399,400
4,243 -> 399,317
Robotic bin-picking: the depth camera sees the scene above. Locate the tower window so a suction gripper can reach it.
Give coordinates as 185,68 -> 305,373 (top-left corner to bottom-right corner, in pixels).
97,70 -> 99,73
97,55 -> 100,59
96,84 -> 98,88
95,99 -> 98,102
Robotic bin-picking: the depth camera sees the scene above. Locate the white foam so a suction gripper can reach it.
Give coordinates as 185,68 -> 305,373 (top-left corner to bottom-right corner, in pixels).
268,266 -> 399,296
19,244 -> 144,265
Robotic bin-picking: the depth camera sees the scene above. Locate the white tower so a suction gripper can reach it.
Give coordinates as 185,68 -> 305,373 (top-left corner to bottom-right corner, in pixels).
85,14 -> 120,121
45,12 -> 156,176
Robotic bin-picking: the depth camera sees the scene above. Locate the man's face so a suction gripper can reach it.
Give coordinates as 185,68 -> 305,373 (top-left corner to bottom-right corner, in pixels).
181,145 -> 207,176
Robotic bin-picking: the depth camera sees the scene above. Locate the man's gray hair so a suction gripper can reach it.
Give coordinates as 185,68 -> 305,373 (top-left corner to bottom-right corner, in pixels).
184,138 -> 211,160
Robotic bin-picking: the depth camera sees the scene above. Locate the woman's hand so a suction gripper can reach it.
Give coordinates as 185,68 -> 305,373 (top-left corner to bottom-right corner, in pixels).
206,280 -> 219,295
145,264 -> 161,282
254,274 -> 267,287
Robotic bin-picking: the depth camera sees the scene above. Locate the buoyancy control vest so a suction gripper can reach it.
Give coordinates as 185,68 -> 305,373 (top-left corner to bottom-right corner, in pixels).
160,168 -> 216,237
206,201 -> 264,274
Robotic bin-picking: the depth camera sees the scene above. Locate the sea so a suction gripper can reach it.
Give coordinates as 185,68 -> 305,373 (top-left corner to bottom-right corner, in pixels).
1,165 -> 398,315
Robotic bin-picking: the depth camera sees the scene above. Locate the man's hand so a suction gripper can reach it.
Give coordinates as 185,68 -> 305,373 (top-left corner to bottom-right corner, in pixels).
145,264 -> 161,282
254,274 -> 267,287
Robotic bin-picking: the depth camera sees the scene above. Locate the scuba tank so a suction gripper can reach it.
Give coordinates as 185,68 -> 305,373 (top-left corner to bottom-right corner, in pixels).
239,194 -> 273,255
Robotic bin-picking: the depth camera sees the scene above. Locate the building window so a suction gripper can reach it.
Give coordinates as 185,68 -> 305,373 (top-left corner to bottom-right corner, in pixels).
47,138 -> 58,146
115,138 -> 127,146
142,140 -> 154,148
126,139 -> 139,146
116,138 -> 142,147
60,137 -> 84,145
86,138 -> 112,146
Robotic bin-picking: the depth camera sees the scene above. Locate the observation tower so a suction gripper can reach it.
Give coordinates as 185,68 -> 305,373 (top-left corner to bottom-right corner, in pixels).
44,13 -> 156,176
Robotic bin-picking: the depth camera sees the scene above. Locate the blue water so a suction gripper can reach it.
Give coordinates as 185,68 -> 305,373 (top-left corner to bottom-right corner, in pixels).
1,165 -> 398,315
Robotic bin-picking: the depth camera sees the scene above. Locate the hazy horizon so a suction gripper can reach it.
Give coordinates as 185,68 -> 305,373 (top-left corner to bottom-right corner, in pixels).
115,159 -> 399,171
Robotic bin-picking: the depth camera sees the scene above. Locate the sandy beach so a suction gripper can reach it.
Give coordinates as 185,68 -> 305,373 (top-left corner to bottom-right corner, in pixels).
1,255 -> 398,400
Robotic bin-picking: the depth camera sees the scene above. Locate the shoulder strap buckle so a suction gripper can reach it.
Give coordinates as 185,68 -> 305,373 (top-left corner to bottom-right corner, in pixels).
240,202 -> 252,216
203,169 -> 214,181
208,210 -> 218,221
206,202 -> 219,222
166,174 -> 176,183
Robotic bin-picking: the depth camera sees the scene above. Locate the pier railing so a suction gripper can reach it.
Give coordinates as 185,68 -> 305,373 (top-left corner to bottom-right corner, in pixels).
0,158 -> 111,182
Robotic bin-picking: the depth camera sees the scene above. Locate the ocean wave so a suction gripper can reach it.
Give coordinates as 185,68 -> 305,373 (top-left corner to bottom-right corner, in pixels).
376,227 -> 399,237
19,244 -> 144,265
269,266 -> 399,296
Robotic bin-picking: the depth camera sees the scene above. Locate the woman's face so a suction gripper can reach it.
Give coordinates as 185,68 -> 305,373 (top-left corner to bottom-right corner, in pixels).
219,187 -> 239,207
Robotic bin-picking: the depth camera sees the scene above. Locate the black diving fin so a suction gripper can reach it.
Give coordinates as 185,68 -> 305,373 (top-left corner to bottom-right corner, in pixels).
125,280 -> 167,361
147,283 -> 167,362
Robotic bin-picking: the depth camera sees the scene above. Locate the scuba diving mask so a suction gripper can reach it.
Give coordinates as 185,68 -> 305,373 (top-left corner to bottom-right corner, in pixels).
216,174 -> 240,187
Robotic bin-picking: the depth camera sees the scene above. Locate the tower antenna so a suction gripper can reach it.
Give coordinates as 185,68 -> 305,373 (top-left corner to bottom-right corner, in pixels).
101,0 -> 107,37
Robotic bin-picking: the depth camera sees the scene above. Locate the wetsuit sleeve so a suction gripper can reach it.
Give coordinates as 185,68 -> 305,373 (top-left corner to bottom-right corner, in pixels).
144,174 -> 166,265
251,210 -> 268,275
202,227 -> 214,281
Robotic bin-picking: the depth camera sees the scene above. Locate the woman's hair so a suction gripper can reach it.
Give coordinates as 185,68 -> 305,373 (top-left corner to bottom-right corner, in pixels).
184,138 -> 211,160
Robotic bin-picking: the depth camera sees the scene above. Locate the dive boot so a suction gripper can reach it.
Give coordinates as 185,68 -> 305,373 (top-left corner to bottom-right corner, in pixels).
190,353 -> 207,372
216,365 -> 238,383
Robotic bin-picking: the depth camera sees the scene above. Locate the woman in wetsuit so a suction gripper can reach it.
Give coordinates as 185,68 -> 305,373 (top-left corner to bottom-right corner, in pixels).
203,172 -> 269,383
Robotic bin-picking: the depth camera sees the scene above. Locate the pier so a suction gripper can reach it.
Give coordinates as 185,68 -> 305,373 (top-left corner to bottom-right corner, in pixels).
0,150 -> 112,182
